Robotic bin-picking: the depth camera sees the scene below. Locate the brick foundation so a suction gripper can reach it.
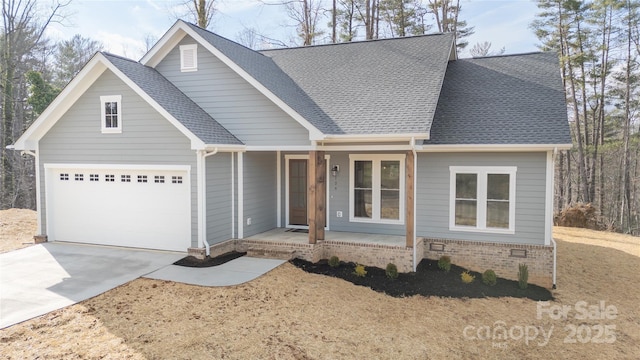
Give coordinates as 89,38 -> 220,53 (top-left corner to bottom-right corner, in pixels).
33,235 -> 48,244
422,238 -> 554,288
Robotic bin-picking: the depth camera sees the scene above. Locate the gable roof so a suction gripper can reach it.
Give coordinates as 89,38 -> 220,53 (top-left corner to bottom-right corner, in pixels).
12,52 -> 242,151
425,52 -> 572,146
103,53 -> 242,146
261,33 -> 455,136
143,20 -> 455,139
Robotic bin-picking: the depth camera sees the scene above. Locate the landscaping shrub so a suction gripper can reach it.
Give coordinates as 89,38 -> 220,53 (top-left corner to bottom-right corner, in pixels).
461,271 -> 475,284
353,264 -> 367,277
385,263 -> 398,279
482,269 -> 497,286
328,256 -> 340,268
437,255 -> 451,272
518,264 -> 529,289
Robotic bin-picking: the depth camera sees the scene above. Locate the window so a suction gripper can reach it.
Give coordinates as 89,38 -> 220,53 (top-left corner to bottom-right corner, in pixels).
154,175 -> 165,183
74,173 -> 84,181
180,44 -> 197,72
172,176 -> 183,184
100,95 -> 122,133
121,175 -> 131,182
137,175 -> 148,183
449,166 -> 517,234
349,154 -> 405,224
60,173 -> 69,181
105,174 -> 115,182
89,174 -> 99,182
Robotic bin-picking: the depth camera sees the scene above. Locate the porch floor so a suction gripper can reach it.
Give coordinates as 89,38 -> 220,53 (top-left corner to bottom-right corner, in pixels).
245,228 -> 405,247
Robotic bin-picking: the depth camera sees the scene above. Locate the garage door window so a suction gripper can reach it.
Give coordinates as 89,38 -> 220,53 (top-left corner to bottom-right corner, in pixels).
90,174 -> 99,181
105,174 -> 115,182
60,173 -> 69,181
74,174 -> 84,181
121,175 -> 131,182
138,175 -> 148,183
154,175 -> 165,183
172,176 -> 183,184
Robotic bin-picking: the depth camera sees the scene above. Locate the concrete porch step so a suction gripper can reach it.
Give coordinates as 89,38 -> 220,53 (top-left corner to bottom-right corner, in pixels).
247,247 -> 296,260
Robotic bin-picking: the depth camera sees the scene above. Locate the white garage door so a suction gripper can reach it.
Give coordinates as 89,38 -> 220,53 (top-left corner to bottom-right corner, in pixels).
45,164 -> 191,252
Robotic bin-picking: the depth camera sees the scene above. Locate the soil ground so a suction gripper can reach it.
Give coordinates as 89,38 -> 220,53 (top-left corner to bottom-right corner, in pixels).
173,252 -> 247,268
1,209 -> 639,359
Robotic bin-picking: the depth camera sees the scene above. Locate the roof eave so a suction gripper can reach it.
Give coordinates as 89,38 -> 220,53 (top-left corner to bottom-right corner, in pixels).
417,143 -> 573,152
319,132 -> 430,143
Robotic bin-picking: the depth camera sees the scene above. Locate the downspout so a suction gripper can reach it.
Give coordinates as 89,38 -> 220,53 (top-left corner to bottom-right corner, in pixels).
411,137 -> 418,272
551,147 -> 558,289
201,147 -> 219,256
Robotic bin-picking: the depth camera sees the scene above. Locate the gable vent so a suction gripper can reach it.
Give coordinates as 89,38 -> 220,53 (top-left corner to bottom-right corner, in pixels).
180,44 -> 198,72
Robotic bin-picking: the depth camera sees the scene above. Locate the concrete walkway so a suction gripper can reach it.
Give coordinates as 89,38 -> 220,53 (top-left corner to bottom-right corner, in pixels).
0,243 -> 184,329
143,257 -> 286,286
1,243 -> 285,329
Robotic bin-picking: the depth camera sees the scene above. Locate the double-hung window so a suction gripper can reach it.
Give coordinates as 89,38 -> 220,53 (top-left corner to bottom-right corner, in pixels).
350,154 -> 405,224
100,95 -> 122,133
449,166 -> 516,234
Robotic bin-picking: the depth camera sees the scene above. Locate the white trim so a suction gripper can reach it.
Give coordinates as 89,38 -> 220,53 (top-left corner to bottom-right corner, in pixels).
246,146 -> 314,151
419,144 -> 573,152
284,154 -> 330,230
205,144 -> 246,152
348,154 -> 405,225
544,150 -> 554,246
140,20 -> 325,141
100,95 -> 122,134
449,166 -> 517,234
180,44 -> 198,72
34,147 -> 42,234
318,145 -> 415,151
237,152 -> 244,239
197,150 -> 206,251
276,151 -> 282,227
320,133 -> 430,142
43,163 -> 191,171
231,153 -> 235,238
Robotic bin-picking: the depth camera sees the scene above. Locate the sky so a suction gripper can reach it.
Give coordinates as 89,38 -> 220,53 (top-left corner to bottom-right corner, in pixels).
45,0 -> 542,60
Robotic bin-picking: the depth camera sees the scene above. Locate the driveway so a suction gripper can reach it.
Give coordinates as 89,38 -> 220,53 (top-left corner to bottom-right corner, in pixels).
0,242 -> 184,329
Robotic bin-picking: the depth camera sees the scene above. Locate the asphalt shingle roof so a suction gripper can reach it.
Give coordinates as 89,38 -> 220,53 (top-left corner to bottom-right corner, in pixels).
425,52 -> 572,145
103,52 -> 242,145
261,33 -> 455,135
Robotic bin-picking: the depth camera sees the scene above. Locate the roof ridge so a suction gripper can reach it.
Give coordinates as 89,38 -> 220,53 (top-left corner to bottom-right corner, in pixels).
465,51 -> 554,60
180,20 -> 266,57
260,32 -> 454,53
101,51 -> 139,63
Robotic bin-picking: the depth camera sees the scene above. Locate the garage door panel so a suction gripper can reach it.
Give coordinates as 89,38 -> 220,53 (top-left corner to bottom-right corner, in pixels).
46,166 -> 190,252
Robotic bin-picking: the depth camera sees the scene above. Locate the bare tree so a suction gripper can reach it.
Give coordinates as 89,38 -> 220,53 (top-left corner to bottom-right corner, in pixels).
173,0 -> 216,28
469,41 -> 505,57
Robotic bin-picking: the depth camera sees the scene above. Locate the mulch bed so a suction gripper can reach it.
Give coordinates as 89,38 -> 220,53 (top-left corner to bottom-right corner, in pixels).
290,258 -> 553,301
173,251 -> 247,268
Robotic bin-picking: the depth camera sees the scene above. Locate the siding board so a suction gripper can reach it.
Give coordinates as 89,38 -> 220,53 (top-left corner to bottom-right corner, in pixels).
416,152 -> 547,245
39,69 -> 199,248
155,36 -> 311,146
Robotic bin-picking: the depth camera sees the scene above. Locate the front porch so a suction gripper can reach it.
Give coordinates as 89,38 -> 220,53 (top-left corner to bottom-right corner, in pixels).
237,228 -> 420,273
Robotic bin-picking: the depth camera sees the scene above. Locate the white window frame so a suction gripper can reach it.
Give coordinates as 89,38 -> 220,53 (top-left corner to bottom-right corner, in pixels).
449,166 -> 517,234
100,95 -> 122,134
180,44 -> 198,72
349,154 -> 405,225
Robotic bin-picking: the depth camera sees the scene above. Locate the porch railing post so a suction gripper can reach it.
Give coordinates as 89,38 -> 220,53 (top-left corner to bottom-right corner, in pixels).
308,150 -> 326,244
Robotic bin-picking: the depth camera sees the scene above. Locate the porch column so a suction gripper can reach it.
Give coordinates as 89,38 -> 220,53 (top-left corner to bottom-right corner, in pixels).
308,150 -> 326,244
405,150 -> 415,247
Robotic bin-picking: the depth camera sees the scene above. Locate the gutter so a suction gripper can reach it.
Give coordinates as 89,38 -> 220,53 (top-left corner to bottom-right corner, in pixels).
201,147 -> 219,256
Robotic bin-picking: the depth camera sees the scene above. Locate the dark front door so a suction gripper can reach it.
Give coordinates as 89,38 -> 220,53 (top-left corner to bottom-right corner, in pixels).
289,159 -> 307,225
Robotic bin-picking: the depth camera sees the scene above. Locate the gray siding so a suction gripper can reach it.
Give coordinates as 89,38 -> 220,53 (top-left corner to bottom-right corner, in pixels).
39,69 -> 198,247
416,152 -> 547,245
155,36 -> 311,146
206,153 -> 233,245
243,152 -> 277,237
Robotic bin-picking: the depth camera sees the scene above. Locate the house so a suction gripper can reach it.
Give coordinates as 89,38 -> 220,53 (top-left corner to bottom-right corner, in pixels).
10,20 -> 571,288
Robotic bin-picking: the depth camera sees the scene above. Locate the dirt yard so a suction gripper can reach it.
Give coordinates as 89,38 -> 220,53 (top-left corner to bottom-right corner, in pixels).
1,209 -> 639,359
0,208 -> 37,254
